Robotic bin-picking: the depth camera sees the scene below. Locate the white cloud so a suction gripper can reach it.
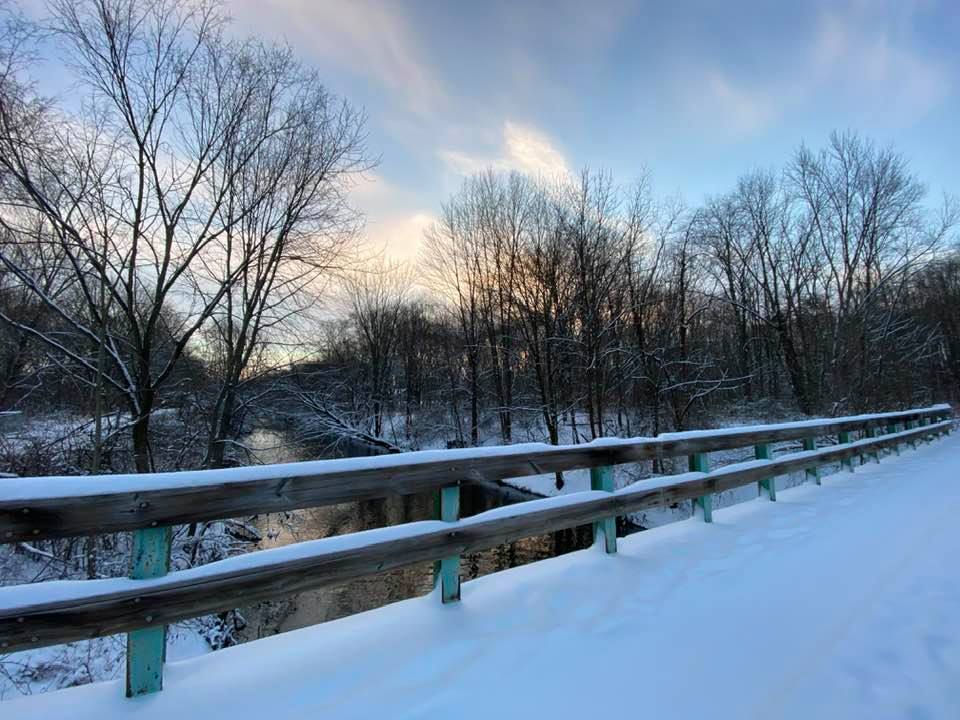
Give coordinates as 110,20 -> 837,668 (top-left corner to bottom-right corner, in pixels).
680,3 -> 949,139
695,72 -> 779,136
503,121 -> 572,177
231,0 -> 444,114
365,212 -> 437,262
505,0 -> 634,54
345,172 -> 437,261
440,121 -> 571,179
437,149 -> 485,177
353,120 -> 572,263
811,9 -> 948,123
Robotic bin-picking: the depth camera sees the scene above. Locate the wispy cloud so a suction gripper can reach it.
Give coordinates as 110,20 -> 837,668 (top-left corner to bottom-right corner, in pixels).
811,8 -> 949,123
440,121 -> 571,179
232,0 -> 445,114
688,71 -> 780,137
366,212 -> 437,261
680,2 -> 949,139
504,0 -> 634,53
348,172 -> 437,261
224,0 -> 956,237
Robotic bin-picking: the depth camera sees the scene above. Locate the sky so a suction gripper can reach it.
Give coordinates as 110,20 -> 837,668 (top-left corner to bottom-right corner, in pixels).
27,0 -> 960,260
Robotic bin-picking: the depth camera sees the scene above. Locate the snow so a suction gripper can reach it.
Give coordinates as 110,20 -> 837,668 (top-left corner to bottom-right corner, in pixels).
5,432 -> 959,718
1,405 -> 947,501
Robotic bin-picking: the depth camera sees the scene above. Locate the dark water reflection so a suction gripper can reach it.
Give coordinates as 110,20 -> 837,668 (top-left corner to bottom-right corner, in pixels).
235,432 -> 599,641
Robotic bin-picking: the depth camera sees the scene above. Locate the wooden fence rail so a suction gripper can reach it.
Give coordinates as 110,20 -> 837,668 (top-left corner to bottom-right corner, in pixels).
0,405 -> 950,543
0,404 -> 952,699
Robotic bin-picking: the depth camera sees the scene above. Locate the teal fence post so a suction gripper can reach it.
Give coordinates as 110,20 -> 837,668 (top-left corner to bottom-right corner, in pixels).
886,423 -> 900,455
866,426 -> 880,463
590,465 -> 617,554
838,431 -> 854,471
754,443 -> 776,500
435,484 -> 461,603
802,437 -> 821,484
689,453 -> 712,522
126,526 -> 171,697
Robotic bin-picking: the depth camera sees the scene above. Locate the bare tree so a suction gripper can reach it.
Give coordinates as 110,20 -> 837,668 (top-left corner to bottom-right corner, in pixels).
0,0 -> 367,473
343,261 -> 412,439
423,191 -> 486,445
199,44 -> 370,468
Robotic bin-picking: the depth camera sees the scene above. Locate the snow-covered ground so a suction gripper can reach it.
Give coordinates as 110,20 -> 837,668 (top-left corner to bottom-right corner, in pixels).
7,432 -> 958,719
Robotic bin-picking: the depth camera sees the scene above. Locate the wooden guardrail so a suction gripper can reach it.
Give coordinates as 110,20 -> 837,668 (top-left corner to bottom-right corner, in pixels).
0,404 -> 952,698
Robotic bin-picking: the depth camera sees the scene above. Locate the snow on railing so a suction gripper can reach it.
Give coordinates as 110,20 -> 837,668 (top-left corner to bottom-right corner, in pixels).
0,404 -> 953,697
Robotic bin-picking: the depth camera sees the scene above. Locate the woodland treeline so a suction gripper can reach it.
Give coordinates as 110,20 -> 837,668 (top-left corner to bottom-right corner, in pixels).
0,0 -> 956,480
313,141 -> 958,461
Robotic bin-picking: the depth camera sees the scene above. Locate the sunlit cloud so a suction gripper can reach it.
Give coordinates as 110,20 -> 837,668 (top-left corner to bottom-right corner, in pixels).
440,121 -> 571,179
347,172 -> 437,261
365,212 -> 437,262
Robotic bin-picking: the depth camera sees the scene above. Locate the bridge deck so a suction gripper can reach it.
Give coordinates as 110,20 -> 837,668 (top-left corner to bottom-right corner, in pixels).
9,434 -> 960,719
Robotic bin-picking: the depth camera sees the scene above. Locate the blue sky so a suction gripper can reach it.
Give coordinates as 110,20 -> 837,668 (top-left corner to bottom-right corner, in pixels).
30,0 -> 960,258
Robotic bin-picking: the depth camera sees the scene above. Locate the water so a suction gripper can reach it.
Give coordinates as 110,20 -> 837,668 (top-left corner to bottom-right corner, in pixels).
234,430 -> 597,642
